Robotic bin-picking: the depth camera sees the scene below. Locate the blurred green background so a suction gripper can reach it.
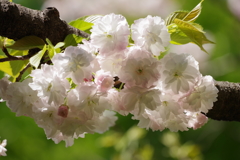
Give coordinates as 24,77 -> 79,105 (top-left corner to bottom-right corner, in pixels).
1,0 -> 240,159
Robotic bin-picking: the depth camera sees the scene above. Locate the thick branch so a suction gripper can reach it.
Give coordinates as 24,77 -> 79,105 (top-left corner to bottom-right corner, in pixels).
0,0 -> 89,45
206,81 -> 240,122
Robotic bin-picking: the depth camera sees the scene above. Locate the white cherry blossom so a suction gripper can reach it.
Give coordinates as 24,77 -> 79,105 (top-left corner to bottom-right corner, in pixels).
90,13 -> 130,56
0,139 -> 7,156
6,78 -> 38,117
181,75 -> 218,113
131,15 -> 170,56
118,46 -> 161,88
52,46 -> 94,84
160,52 -> 201,94
29,64 -> 70,106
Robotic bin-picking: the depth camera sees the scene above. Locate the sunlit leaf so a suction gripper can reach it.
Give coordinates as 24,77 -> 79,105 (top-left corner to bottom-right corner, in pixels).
69,17 -> 94,31
182,0 -> 204,22
6,36 -> 45,50
166,11 -> 189,26
84,15 -> 103,24
165,0 -> 203,25
29,45 -> 47,68
0,54 -> 29,81
46,38 -> 64,59
64,34 -> 83,48
9,49 -> 28,56
0,37 -> 15,50
168,23 -> 192,45
66,78 -> 77,90
54,42 -> 65,49
173,18 -> 214,53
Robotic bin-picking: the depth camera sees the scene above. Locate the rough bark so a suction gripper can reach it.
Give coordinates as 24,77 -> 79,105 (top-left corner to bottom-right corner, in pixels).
0,0 -> 89,45
206,81 -> 240,121
0,0 -> 239,122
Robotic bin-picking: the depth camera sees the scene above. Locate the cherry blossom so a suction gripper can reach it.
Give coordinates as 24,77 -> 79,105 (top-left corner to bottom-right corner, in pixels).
131,15 -> 170,56
0,139 -> 7,156
6,78 -> 38,117
90,13 -> 130,56
118,46 -> 161,88
0,13 -> 219,147
52,46 -> 94,84
29,64 -> 70,106
160,52 -> 201,94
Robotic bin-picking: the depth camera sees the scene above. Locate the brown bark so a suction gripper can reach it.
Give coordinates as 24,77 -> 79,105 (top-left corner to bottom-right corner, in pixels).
206,81 -> 240,121
0,0 -> 89,45
0,0 -> 239,122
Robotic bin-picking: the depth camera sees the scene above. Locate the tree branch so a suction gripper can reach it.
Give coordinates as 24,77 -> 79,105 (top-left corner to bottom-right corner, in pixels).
206,81 -> 240,122
0,0 -> 89,45
0,0 -> 240,122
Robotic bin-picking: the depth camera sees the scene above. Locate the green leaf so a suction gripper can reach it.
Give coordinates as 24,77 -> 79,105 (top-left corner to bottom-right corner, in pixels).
173,18 -> 214,53
29,45 -> 47,68
69,17 -> 94,31
168,23 -> 192,45
46,38 -> 54,47
0,51 -> 29,81
182,0 -> 204,22
69,15 -> 102,35
0,37 -> 15,49
165,0 -> 204,25
84,15 -> 103,23
6,36 -> 45,50
66,78 -> 77,90
64,34 -> 83,48
45,38 -> 55,59
54,42 -> 65,49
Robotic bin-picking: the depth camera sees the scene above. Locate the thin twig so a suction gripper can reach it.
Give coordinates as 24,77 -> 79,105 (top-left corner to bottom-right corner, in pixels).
15,63 -> 31,82
0,48 -> 39,62
2,47 -> 14,58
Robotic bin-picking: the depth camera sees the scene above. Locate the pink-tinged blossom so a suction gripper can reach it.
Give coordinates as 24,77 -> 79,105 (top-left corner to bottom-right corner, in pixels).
132,93 -> 189,132
52,46 -> 94,84
79,40 -> 101,73
51,131 -> 86,147
0,139 -> 7,156
107,89 -> 129,115
32,98 -> 93,146
6,78 -> 38,117
34,83 -> 116,146
186,112 -> 208,130
90,13 -> 130,56
158,93 -> 188,132
98,50 -> 126,76
67,83 -> 111,117
118,46 -> 161,88
93,110 -> 118,133
181,75 -> 218,113
160,52 -> 201,94
164,112 -> 188,132
113,87 -> 162,115
131,15 -> 170,56
95,70 -> 114,93
133,109 -> 165,131
29,64 -> 70,106
79,39 -> 98,56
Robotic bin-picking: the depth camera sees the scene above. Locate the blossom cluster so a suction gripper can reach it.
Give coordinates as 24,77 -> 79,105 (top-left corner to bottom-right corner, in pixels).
0,13 -> 218,147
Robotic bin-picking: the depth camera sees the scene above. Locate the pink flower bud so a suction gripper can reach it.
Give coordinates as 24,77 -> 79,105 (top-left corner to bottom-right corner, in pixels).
58,105 -> 69,118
